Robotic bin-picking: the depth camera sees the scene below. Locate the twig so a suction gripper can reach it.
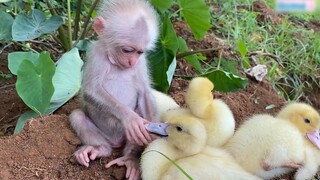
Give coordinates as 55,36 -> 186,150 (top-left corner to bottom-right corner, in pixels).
0,84 -> 15,91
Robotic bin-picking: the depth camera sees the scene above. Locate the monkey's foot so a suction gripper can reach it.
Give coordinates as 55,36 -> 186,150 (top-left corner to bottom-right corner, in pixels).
282,162 -> 302,169
74,145 -> 111,167
106,156 -> 140,180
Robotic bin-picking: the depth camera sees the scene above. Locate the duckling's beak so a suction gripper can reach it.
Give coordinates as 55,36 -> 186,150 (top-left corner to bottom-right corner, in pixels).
306,129 -> 320,150
145,122 -> 169,136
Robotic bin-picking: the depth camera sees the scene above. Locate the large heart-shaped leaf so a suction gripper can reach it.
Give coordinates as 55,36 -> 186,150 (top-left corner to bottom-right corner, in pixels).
14,110 -> 38,134
150,0 -> 173,13
177,0 -> 211,40
16,51 -> 56,114
204,70 -> 248,92
8,51 -> 39,75
46,48 -> 83,114
148,14 -> 178,93
0,11 -> 13,41
12,9 -> 63,41
177,37 -> 202,73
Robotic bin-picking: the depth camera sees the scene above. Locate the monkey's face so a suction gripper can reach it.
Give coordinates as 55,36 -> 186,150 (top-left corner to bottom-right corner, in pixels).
108,45 -> 145,69
118,46 -> 144,68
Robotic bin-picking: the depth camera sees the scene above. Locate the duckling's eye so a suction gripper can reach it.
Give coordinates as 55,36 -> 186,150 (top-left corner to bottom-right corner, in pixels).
305,118 -> 311,124
175,126 -> 183,132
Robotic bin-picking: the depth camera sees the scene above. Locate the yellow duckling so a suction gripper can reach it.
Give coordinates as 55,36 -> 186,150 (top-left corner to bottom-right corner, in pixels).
152,89 -> 179,116
225,102 -> 320,180
185,77 -> 235,147
141,112 -> 261,180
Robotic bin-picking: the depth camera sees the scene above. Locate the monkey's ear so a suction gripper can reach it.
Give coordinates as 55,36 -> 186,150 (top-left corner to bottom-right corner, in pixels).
93,16 -> 107,36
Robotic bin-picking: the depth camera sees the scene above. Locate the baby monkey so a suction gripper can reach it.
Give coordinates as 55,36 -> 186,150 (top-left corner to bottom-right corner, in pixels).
69,0 -> 159,179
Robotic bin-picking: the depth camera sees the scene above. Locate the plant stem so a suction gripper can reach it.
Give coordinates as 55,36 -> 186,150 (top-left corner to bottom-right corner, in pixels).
46,0 -> 70,51
73,0 -> 83,40
67,0 -> 73,49
14,42 -> 38,53
176,48 -> 219,59
216,49 -> 222,70
78,0 -> 100,41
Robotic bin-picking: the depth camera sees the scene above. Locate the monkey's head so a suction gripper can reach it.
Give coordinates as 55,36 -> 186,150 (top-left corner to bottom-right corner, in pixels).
277,102 -> 320,134
94,0 -> 159,69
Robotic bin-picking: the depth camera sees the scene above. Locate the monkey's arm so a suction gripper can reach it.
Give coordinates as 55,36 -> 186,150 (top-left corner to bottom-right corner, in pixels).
83,88 -> 152,146
136,91 -> 159,121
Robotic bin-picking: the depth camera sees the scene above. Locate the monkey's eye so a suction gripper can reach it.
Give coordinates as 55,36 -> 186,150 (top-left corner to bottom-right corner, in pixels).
305,118 -> 311,124
175,126 -> 183,132
121,47 -> 134,53
137,50 -> 144,55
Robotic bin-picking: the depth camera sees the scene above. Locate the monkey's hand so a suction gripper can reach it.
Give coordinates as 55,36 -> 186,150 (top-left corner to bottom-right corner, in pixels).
123,114 -> 152,146
106,156 -> 140,180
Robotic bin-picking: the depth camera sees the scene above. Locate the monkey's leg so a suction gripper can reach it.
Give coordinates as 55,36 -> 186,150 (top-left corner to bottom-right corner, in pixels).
105,143 -> 143,180
69,109 -> 112,167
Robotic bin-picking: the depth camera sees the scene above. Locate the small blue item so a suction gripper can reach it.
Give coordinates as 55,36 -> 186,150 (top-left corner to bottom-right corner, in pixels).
145,122 -> 169,136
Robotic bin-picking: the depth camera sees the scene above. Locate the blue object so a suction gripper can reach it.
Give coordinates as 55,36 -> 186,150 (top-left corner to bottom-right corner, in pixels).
145,122 -> 169,136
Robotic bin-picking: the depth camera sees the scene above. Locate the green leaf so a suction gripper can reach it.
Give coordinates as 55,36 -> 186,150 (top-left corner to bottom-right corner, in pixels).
12,9 -> 63,41
237,40 -> 250,68
75,39 -> 92,51
0,11 -> 13,41
148,14 -> 179,93
46,48 -> 83,114
204,70 -> 247,92
237,40 -> 247,57
211,58 -> 239,75
16,51 -> 56,114
8,51 -> 39,75
14,110 -> 39,134
177,0 -> 211,40
177,37 -> 202,73
150,0 -> 173,13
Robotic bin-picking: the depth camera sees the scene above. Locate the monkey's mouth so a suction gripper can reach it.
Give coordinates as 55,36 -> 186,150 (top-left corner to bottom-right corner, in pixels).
145,123 -> 168,136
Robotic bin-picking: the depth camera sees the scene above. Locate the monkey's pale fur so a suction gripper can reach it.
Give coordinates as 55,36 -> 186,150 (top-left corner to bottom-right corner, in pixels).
98,0 -> 158,50
69,0 -> 160,179
225,102 -> 320,180
141,77 -> 259,180
185,77 -> 235,147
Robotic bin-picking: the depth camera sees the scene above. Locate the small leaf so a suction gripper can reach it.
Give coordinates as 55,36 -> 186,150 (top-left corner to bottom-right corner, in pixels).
8,51 -> 39,75
265,104 -> 276,110
150,0 -> 173,13
12,9 -> 63,41
237,40 -> 247,57
204,70 -> 247,92
148,14 -> 179,93
14,110 -> 39,134
46,48 -> 83,114
0,11 -> 13,41
16,51 -> 56,114
177,37 -> 202,73
75,39 -> 92,51
178,0 -> 211,40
